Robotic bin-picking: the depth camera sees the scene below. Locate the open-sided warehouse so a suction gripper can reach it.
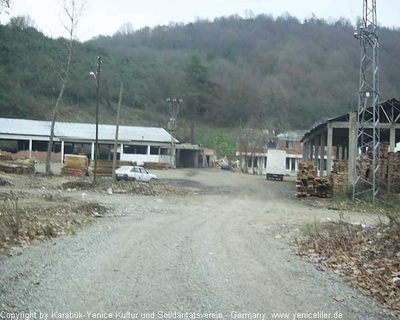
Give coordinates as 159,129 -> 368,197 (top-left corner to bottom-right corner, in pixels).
0,118 -> 176,165
301,99 -> 400,188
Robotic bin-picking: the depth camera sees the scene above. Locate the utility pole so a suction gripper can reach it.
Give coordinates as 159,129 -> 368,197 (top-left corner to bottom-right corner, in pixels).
112,83 -> 123,182
191,110 -> 196,145
353,0 -> 380,203
94,55 -> 102,184
166,98 -> 183,169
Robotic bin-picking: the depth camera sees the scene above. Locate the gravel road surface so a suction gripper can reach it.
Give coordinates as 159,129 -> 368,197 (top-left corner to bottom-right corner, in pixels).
0,169 -> 395,319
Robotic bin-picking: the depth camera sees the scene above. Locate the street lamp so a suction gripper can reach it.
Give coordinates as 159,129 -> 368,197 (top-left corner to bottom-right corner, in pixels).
90,56 -> 102,183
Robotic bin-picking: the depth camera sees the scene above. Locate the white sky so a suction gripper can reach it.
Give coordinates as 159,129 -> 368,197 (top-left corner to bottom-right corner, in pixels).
1,0 -> 399,41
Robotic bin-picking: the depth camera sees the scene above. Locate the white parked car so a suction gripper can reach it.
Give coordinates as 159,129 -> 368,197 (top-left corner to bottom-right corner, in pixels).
115,166 -> 157,182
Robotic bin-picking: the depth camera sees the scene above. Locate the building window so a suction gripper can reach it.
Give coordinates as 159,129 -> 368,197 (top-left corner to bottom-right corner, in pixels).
285,140 -> 294,149
286,158 -> 290,170
247,159 -> 252,168
291,158 -> 296,172
123,145 -> 147,155
160,148 -> 169,155
267,140 -> 276,149
150,146 -> 160,155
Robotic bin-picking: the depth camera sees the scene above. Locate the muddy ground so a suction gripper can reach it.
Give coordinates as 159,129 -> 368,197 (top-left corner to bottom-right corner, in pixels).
0,167 -> 396,319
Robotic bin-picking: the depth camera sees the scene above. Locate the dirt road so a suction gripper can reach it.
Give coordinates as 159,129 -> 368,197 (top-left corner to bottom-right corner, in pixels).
0,169 -> 394,319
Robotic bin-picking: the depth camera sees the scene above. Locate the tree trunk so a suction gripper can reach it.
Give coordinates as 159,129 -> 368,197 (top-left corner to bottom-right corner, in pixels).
44,0 -> 80,174
45,83 -> 66,174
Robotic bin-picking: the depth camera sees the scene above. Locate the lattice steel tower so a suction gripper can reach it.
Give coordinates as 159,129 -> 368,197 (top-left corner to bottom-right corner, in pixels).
353,0 -> 380,203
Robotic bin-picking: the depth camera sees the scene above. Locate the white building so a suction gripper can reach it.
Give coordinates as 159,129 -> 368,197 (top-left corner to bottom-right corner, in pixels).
235,130 -> 304,176
0,118 -> 176,165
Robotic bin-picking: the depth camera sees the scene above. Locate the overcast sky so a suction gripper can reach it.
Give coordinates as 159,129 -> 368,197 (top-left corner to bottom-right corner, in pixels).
1,0 -> 399,41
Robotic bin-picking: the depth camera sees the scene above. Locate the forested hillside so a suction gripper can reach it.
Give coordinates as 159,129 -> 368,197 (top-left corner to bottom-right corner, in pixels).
1,14 -> 400,133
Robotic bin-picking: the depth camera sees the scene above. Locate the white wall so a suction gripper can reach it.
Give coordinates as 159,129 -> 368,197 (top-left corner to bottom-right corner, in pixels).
240,154 -> 302,176
120,154 -> 171,165
119,143 -> 171,165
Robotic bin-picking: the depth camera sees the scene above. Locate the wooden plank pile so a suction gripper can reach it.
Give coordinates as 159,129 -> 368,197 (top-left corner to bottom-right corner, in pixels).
296,161 -> 333,198
387,152 -> 400,193
331,160 -> 348,192
89,160 -> 136,177
0,154 -> 13,161
380,142 -> 389,181
296,162 -> 316,197
0,157 -> 34,174
297,161 -> 315,180
355,142 -> 389,183
61,155 -> 88,176
314,177 -> 333,198
331,142 -> 393,192
212,156 -> 229,168
143,162 -> 170,170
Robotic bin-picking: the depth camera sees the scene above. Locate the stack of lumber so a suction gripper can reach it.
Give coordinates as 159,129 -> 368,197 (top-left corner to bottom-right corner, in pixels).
330,141 -> 392,192
296,161 -> 332,198
356,142 -> 390,183
0,154 -> 13,161
297,161 -> 315,179
332,160 -> 348,192
143,162 -> 170,170
380,142 -> 390,181
388,152 -> 400,193
296,161 -> 316,197
61,155 -> 88,176
315,177 -> 333,198
0,158 -> 34,174
89,160 -> 135,177
212,156 -> 229,168
380,141 -> 390,158
358,152 -> 373,182
296,181 -> 308,197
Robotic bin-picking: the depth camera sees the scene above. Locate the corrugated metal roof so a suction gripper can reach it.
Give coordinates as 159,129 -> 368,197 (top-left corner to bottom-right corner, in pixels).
0,118 -> 176,143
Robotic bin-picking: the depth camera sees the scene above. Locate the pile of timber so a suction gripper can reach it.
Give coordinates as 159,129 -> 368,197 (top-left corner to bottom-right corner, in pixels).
314,177 -> 333,198
143,162 -> 170,170
330,142 -> 393,192
388,152 -> 400,192
356,142 -> 390,183
296,162 -> 316,197
297,161 -> 315,180
296,161 -> 332,198
380,142 -> 390,181
89,160 -> 136,177
61,155 -> 88,176
0,154 -> 13,161
332,160 -> 348,192
0,158 -> 34,174
213,157 -> 229,168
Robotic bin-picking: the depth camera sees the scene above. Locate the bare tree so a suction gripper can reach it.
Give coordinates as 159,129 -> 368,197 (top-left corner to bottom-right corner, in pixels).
8,15 -> 37,30
237,123 -> 265,174
0,0 -> 11,14
116,22 -> 134,35
45,0 -> 85,174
